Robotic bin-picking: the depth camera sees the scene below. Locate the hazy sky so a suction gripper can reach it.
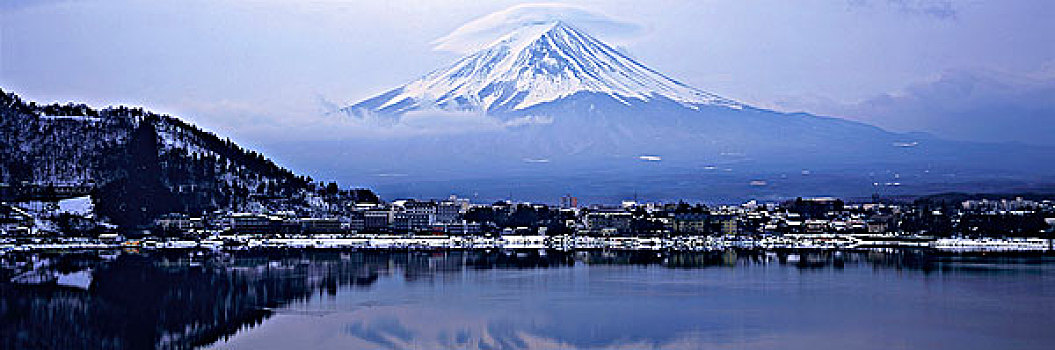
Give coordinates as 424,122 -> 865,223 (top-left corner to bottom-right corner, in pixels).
2,0 -> 1053,146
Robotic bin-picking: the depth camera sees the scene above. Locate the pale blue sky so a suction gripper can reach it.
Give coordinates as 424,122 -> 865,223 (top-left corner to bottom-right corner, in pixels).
2,0 -> 1053,145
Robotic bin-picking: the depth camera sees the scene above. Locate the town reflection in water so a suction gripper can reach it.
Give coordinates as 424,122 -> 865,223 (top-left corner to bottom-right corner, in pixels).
3,249 -> 1054,349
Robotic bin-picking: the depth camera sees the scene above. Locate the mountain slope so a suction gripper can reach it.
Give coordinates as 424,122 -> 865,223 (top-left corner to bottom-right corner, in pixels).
343,21 -> 741,116
0,88 -> 375,228
339,19 -> 909,157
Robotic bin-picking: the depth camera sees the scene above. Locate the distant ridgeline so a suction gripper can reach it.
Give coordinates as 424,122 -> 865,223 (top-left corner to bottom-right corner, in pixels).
0,88 -> 377,228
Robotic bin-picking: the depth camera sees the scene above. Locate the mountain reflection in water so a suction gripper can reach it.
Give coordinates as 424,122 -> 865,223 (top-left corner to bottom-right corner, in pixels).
2,249 -> 1054,349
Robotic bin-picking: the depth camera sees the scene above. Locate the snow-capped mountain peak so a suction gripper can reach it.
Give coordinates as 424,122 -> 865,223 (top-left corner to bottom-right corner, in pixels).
346,20 -> 741,115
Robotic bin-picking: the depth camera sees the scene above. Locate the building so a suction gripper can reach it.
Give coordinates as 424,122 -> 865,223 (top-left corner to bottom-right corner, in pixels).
560,195 -> 578,209
154,214 -> 204,232
586,209 -> 631,234
436,201 -> 461,223
720,218 -> 740,235
0,204 -> 33,234
436,221 -> 483,235
787,197 -> 844,219
301,218 -> 342,234
674,212 -> 708,235
867,221 -> 888,233
394,212 -> 434,232
963,197 -> 1040,212
804,219 -> 829,234
230,213 -> 274,234
347,211 -> 366,232
363,209 -> 392,230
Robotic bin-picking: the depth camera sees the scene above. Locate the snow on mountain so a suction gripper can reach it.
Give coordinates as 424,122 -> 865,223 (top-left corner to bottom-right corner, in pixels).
317,17 -> 1055,202
343,21 -> 742,116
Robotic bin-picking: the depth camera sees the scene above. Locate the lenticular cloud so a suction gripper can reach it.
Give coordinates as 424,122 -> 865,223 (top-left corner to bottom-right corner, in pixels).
432,3 -> 642,54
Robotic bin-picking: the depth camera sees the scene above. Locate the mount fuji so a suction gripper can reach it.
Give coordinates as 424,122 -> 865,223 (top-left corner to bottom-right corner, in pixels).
321,20 -> 1054,202
344,21 -> 741,115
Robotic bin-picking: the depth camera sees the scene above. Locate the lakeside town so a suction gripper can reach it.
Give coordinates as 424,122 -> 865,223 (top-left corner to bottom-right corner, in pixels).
4,185 -> 1055,252
4,89 -> 1054,254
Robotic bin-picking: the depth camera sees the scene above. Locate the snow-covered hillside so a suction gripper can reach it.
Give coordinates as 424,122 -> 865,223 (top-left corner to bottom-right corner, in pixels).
343,21 -> 741,116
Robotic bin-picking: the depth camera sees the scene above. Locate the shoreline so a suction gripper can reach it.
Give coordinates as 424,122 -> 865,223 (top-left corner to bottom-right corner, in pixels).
4,235 -> 1052,253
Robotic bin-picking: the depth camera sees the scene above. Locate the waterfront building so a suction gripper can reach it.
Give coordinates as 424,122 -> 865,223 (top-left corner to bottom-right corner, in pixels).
436,201 -> 461,223
230,213 -> 273,234
435,221 -> 482,235
154,214 -> 204,232
394,212 -> 434,232
300,218 -> 342,234
347,212 -> 366,232
586,209 -> 631,234
673,212 -> 708,235
363,209 -> 392,230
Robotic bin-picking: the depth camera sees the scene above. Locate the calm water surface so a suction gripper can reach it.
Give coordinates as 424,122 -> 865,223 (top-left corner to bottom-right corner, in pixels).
3,250 -> 1054,349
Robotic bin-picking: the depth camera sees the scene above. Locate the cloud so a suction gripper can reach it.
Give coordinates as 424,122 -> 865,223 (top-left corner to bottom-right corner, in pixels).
432,3 -> 643,54
503,115 -> 553,128
329,108 -> 555,138
847,0 -> 958,19
399,109 -> 504,132
782,67 -> 1055,146
174,97 -> 555,141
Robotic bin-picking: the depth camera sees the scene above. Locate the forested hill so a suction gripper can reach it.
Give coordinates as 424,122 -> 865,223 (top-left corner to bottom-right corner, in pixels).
0,88 -> 375,228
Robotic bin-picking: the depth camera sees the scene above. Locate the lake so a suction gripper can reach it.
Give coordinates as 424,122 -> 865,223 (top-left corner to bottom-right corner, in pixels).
2,249 -> 1054,349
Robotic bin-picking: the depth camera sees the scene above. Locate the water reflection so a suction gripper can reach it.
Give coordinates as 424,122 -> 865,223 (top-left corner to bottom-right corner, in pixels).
2,249 -> 1054,349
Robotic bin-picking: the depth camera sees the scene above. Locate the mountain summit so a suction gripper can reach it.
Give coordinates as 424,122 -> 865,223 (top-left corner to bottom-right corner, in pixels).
327,20 -> 1055,202
344,21 -> 741,116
